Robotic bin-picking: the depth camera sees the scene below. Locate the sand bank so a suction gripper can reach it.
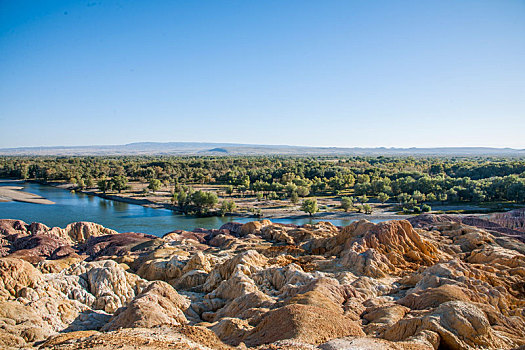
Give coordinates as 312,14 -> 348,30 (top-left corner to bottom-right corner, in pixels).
0,186 -> 55,204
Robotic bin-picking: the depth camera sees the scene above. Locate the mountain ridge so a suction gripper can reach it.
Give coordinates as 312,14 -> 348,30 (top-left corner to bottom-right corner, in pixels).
1,142 -> 524,156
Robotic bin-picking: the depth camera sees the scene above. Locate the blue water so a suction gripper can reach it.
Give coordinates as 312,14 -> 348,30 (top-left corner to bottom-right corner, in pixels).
0,180 -> 383,236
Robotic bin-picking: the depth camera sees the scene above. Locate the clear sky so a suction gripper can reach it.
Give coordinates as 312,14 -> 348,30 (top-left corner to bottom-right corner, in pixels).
1,1 -> 524,148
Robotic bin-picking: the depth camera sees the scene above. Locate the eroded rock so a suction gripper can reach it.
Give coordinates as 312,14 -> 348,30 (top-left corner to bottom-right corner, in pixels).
1,216 -> 524,349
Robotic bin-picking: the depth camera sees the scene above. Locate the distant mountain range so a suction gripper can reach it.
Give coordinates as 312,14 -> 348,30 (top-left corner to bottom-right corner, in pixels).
0,142 -> 524,156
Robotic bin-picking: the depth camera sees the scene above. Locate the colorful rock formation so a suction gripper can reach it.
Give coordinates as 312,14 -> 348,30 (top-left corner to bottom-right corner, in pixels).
0,215 -> 524,349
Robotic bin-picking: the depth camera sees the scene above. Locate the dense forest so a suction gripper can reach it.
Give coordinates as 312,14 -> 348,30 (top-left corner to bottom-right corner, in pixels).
1,156 -> 525,213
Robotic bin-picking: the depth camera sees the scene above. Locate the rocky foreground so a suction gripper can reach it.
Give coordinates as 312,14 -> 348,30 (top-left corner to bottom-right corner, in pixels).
0,214 -> 524,349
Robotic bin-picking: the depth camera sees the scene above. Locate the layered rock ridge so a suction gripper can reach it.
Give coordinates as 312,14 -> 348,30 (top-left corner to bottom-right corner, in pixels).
0,215 -> 523,349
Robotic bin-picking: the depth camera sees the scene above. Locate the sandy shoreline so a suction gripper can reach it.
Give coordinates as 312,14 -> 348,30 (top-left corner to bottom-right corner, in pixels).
83,188 -> 411,222
2,180 -> 494,226
0,184 -> 55,205
20,180 -> 418,221
16,180 -> 407,222
7,180 -> 498,225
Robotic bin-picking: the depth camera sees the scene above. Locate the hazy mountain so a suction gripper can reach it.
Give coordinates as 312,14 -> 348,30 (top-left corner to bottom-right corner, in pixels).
0,142 -> 524,156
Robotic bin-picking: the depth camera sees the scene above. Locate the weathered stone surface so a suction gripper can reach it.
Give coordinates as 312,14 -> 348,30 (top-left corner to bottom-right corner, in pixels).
306,220 -> 440,278
49,222 -> 118,244
37,255 -> 85,273
40,326 -> 232,350
0,219 -> 122,263
1,216 -> 525,349
136,253 -> 186,283
397,284 -> 471,310
240,221 -> 265,236
384,301 -> 516,349
102,281 -> 189,331
0,257 -> 116,348
319,337 -> 433,350
362,304 -> 410,335
490,208 -> 525,233
203,250 -> 268,293
65,260 -> 145,313
210,317 -> 253,345
0,257 -> 43,301
242,304 -> 364,346
219,222 -> 243,235
80,232 -> 156,260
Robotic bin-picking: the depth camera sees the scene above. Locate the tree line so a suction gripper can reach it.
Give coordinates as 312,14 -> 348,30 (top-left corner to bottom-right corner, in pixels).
1,156 -> 525,214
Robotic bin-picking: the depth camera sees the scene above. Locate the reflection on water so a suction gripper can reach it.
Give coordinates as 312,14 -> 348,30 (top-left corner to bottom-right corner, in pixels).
0,180 -> 383,236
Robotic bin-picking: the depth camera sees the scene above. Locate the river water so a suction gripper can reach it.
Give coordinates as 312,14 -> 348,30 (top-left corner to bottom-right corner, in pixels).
0,181 -> 382,236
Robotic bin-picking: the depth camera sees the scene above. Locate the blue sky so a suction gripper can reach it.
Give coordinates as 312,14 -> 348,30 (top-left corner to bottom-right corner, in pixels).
1,0 -> 524,148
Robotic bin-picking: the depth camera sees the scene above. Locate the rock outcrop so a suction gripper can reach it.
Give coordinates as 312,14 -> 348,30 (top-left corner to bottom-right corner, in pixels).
102,281 -> 189,330
242,304 -> 364,347
0,215 -> 524,349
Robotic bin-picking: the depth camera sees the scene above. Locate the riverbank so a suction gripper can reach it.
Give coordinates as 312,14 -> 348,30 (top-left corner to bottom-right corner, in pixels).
83,189 -> 174,209
26,179 -> 497,223
0,179 -> 509,236
0,184 -> 55,204
39,180 -> 409,221
27,180 -> 176,209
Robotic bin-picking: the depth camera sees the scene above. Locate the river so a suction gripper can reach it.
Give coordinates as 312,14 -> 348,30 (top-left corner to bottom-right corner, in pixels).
0,180 -> 383,236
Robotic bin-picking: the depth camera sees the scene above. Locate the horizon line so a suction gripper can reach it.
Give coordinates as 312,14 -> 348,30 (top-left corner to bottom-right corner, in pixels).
1,141 -> 524,151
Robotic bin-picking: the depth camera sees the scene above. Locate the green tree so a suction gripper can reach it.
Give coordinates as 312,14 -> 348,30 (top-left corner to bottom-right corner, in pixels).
301,198 -> 318,217
170,192 -> 178,205
421,204 -> 431,212
177,190 -> 188,208
85,176 -> 94,189
111,175 -> 129,193
446,188 -> 459,202
341,197 -> 354,212
412,190 -> 425,203
220,200 -> 236,215
148,178 -> 162,193
290,191 -> 299,204
426,193 -> 437,202
191,190 -> 218,214
226,185 -> 234,196
328,176 -> 345,193
437,193 -> 447,204
97,179 -> 111,194
240,175 -> 250,188
397,193 -> 411,205
363,204 -> 373,214
296,186 -> 310,197
19,165 -> 29,180
471,188 -> 486,203
377,192 -> 390,203
358,194 -> 369,204
238,185 -> 247,198
285,182 -> 298,196
357,174 -> 370,184
77,178 -> 86,190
